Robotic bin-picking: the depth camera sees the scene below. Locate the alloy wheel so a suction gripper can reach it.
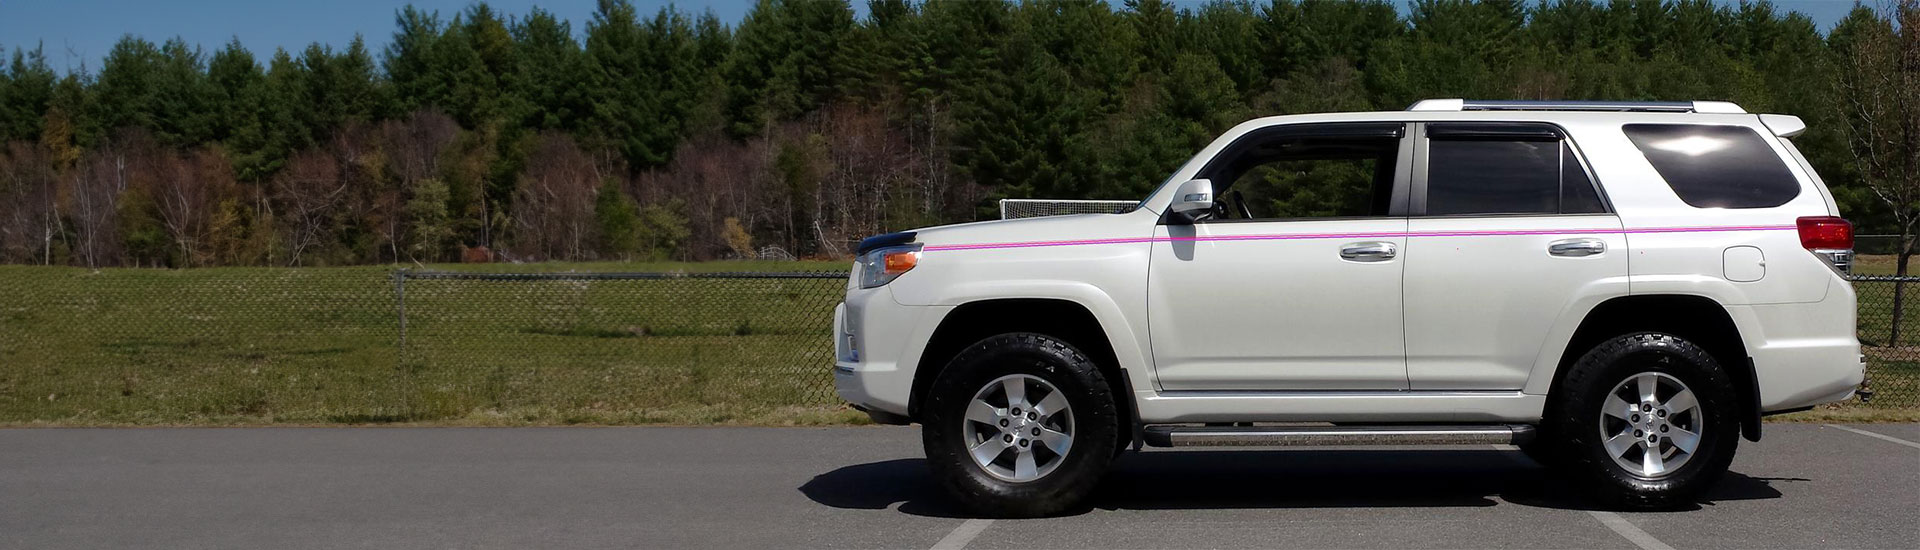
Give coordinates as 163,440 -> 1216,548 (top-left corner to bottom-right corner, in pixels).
960,374 -> 1075,482
1598,371 -> 1704,478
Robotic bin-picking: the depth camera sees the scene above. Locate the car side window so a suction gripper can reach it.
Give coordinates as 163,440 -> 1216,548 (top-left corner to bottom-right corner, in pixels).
1622,124 -> 1799,209
1424,123 -> 1608,216
1195,123 -> 1404,221
1560,146 -> 1607,214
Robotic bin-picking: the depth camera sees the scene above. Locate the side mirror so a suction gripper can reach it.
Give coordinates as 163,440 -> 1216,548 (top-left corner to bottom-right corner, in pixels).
1167,179 -> 1214,222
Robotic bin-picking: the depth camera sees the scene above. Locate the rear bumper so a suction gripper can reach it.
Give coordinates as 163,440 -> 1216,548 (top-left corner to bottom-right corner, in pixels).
1752,345 -> 1863,412
1736,280 -> 1866,411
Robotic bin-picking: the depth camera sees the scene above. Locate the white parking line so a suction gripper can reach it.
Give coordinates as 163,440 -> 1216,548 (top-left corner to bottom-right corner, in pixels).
1825,424 -> 1920,450
1492,445 -> 1676,550
1588,510 -> 1677,550
930,518 -> 994,550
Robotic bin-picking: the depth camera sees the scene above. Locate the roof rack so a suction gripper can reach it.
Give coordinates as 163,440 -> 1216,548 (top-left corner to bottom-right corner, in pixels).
1407,99 -> 1746,114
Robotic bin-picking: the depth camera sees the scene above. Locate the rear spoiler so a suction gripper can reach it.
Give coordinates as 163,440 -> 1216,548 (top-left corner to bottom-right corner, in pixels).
1759,114 -> 1806,138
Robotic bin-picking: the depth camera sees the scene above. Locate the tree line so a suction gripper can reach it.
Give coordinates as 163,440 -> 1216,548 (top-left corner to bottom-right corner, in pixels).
0,0 -> 1913,267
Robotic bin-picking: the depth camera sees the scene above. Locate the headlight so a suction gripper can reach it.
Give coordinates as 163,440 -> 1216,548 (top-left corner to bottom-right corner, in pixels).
858,244 -> 922,289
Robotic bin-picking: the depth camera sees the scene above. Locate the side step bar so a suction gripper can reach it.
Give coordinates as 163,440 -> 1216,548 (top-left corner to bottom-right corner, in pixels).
1142,424 -> 1535,448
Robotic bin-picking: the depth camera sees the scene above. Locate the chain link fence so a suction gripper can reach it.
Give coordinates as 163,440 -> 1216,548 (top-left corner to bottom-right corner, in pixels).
0,267 -> 403,423
393,270 -> 846,423
1845,276 -> 1920,409
0,265 -> 1914,425
0,267 -> 851,424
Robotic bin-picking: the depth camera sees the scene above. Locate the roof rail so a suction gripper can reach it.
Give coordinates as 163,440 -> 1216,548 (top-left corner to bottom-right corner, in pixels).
1407,99 -> 1746,114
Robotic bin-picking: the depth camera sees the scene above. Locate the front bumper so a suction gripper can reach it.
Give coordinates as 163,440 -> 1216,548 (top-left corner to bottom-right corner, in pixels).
834,365 -> 912,425
830,291 -> 948,423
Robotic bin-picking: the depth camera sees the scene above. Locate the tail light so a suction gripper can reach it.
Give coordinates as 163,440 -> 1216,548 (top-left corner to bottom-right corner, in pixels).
1797,216 -> 1853,274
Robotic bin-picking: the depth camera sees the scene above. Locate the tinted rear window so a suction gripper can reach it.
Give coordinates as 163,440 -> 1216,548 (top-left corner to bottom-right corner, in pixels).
1622,124 -> 1800,208
1427,140 -> 1560,215
1423,125 -> 1609,216
1560,147 -> 1607,214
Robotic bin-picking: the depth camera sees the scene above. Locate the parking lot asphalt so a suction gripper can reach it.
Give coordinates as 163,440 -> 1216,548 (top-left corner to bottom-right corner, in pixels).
2,423 -> 1915,549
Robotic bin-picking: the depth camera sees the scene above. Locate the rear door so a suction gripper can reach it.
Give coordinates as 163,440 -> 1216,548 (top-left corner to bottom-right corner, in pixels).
1401,122 -> 1629,390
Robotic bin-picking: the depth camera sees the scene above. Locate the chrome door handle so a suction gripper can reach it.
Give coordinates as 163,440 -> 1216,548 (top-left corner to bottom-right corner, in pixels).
1340,242 -> 1397,262
1549,238 -> 1607,257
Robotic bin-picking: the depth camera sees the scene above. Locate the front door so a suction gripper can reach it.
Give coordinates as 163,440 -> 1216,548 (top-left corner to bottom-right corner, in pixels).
1148,122 -> 1414,391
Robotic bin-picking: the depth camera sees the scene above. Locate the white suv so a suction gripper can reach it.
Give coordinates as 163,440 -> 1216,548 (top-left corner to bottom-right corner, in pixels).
833,99 -> 1865,516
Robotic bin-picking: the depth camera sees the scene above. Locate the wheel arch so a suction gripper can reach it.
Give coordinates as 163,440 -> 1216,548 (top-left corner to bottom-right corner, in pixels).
1545,294 -> 1763,441
907,298 -> 1138,443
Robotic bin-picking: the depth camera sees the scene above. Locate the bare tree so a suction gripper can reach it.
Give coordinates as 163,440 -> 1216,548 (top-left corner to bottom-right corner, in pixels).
374,110 -> 459,262
638,132 -> 766,259
67,131 -> 164,268
0,142 -> 62,264
149,148 -> 234,267
510,132 -> 599,261
1838,0 -> 1920,343
70,150 -> 122,269
273,150 -> 349,266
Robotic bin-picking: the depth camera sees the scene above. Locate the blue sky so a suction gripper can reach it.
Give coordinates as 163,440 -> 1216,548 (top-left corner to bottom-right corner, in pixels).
0,0 -> 1870,74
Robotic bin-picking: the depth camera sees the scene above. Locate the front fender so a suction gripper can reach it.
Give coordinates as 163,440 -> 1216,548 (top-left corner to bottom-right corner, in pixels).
918,279 -> 1156,392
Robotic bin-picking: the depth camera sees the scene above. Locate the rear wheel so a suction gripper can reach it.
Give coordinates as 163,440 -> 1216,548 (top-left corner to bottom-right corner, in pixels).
922,333 -> 1118,518
1548,332 -> 1739,509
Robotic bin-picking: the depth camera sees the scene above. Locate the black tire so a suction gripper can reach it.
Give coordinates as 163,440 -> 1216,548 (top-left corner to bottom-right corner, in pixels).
1548,332 -> 1740,509
921,332 -> 1119,518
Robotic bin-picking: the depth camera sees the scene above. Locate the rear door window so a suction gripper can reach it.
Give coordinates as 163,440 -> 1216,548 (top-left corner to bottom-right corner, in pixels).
1622,124 -> 1800,208
1422,123 -> 1609,216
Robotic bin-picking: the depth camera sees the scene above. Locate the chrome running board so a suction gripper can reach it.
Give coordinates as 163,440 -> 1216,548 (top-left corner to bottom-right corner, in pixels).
1141,424 -> 1535,448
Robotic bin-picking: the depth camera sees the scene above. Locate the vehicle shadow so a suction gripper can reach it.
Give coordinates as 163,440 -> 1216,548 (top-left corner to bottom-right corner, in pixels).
797,448 -> 1793,518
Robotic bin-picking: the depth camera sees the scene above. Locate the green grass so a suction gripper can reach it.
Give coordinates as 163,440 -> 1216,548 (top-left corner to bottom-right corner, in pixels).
1,259 -> 1914,426
0,261 -> 863,426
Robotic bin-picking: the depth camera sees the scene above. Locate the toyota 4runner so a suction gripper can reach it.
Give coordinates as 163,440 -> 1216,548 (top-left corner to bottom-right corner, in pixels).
832,99 -> 1865,516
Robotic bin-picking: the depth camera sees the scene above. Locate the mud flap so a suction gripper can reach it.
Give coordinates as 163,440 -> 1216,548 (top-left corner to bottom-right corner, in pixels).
1742,357 -> 1762,442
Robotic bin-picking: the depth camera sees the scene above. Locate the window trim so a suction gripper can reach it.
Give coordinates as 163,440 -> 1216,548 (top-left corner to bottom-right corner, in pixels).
1410,122 -> 1614,217
1162,122 -> 1416,225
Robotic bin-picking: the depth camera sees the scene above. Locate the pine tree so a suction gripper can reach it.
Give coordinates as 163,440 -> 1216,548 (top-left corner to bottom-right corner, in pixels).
207,39 -> 263,145
509,7 -> 588,132
385,7 -> 445,115
722,0 -> 858,137
1,45 -> 57,142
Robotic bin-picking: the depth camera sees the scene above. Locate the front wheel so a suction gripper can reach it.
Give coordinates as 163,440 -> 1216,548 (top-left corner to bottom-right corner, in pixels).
921,333 -> 1118,518
1548,332 -> 1740,509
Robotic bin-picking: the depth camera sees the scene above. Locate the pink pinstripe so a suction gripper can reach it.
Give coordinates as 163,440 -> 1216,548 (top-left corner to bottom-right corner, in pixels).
920,224 -> 1797,252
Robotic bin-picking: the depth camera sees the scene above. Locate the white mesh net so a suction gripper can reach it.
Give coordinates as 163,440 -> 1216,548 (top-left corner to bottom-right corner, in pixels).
998,199 -> 1137,219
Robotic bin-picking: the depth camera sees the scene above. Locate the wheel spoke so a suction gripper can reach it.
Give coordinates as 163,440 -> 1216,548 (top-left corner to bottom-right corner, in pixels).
1603,393 -> 1634,420
1642,446 -> 1667,476
1637,374 -> 1659,403
1002,378 -> 1027,408
1663,387 -> 1699,416
1033,389 -> 1069,419
1669,426 -> 1702,454
965,399 -> 1002,426
1604,431 -> 1639,458
1036,427 -> 1072,455
970,437 -> 1009,466
1013,451 -> 1038,479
